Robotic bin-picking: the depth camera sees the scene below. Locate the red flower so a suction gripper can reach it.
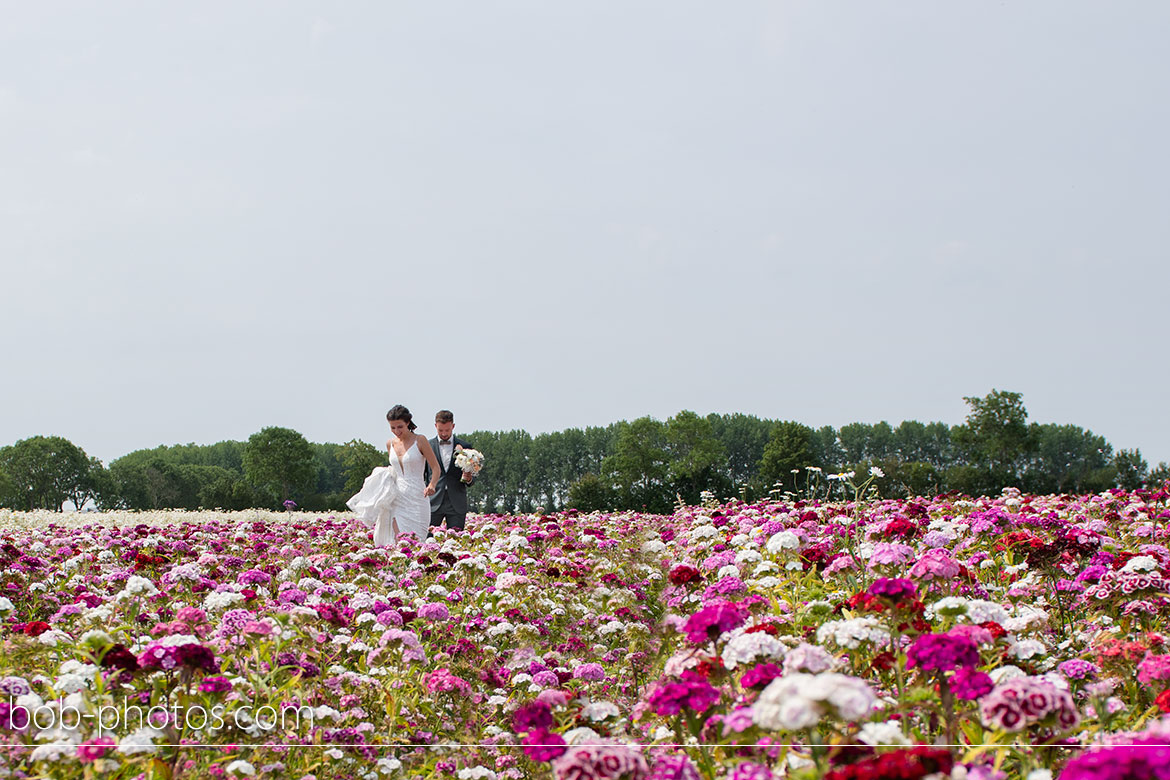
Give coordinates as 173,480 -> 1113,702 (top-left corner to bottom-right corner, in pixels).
668,565 -> 702,586
23,621 -> 50,637
1156,689 -> 1170,714
979,621 -> 1007,639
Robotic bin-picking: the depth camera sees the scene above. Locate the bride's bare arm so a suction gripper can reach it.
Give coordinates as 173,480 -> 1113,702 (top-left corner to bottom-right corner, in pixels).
419,438 -> 440,495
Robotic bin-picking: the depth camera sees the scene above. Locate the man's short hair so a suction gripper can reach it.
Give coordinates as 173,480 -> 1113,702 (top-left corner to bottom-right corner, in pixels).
435,410 -> 454,424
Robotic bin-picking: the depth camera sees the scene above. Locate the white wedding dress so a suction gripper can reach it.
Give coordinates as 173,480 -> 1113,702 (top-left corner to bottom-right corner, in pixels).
346,436 -> 431,546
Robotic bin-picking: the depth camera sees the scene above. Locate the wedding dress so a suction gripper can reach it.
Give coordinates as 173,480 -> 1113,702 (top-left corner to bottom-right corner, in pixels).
346,436 -> 430,546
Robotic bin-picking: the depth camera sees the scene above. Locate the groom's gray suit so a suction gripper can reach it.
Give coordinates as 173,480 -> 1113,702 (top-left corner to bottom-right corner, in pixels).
424,435 -> 474,531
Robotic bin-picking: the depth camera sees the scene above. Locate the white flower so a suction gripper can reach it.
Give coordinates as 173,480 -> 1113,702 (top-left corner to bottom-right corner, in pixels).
457,769 -> 497,780
857,720 -> 910,747
118,726 -> 163,755
783,643 -> 836,675
1009,639 -> 1046,660
1026,771 -> 1053,780
226,760 -> 257,776
964,600 -> 1010,625
869,467 -> 884,478
766,531 -> 802,553
989,665 -> 1026,684
580,701 -> 621,721
816,617 -> 890,650
753,672 -> 875,730
721,632 -> 785,669
1121,555 -> 1158,573
377,757 -> 403,773
563,726 -> 601,745
202,591 -> 245,612
0,597 -> 13,613
30,740 -> 76,761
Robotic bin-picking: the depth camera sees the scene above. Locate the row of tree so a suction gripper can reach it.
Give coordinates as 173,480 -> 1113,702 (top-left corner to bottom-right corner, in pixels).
1,390 -> 1166,513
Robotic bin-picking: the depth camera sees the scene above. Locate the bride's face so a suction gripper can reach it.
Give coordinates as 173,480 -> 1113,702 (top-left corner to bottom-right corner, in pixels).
389,419 -> 410,438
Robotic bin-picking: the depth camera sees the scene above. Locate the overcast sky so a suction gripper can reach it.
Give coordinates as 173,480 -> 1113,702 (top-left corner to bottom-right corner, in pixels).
2,1 -> 1167,467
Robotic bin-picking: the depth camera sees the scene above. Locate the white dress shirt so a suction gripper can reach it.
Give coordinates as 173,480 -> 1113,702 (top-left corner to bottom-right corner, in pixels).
439,438 -> 454,471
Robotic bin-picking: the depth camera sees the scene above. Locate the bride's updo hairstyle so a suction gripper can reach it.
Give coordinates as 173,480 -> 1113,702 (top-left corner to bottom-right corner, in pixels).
386,405 -> 417,431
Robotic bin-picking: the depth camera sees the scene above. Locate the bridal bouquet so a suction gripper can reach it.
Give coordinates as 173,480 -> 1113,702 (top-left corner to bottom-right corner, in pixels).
454,447 -> 484,484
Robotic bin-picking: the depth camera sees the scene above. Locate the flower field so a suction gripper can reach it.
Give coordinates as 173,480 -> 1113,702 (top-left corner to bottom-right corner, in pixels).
2,486 -> 1170,780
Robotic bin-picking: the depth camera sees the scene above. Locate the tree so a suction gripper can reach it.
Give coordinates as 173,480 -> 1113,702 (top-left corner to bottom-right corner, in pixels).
1113,449 -> 1149,490
0,436 -> 92,510
951,389 -> 1038,492
756,421 -> 820,493
62,456 -> 107,511
665,410 -> 730,505
566,474 -> 618,512
708,413 -> 775,488
603,417 -> 671,512
242,427 -> 316,504
337,439 -> 387,495
1023,424 -> 1114,494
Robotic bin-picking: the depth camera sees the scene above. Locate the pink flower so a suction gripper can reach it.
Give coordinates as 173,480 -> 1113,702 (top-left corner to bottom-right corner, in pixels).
1138,654 -> 1170,685
552,742 -> 650,780
909,548 -> 960,581
77,737 -> 115,762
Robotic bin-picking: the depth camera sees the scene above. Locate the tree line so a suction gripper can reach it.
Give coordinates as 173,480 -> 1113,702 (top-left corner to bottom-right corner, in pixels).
1,390 -> 1166,513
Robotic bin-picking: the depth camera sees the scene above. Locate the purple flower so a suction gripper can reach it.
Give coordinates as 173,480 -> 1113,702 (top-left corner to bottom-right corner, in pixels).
681,601 -> 747,644
740,662 -> 782,690
418,602 -> 449,622
648,753 -> 700,780
1058,659 -> 1099,681
198,676 -> 233,694
1060,738 -> 1170,780
513,700 -> 553,733
522,728 -> 567,762
646,679 -> 720,716
572,663 -> 606,681
727,763 -> 774,780
906,634 -> 979,673
950,667 -> 994,700
867,577 -> 917,604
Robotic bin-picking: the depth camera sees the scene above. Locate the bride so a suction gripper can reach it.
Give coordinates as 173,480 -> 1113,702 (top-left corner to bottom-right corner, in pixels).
347,405 -> 441,546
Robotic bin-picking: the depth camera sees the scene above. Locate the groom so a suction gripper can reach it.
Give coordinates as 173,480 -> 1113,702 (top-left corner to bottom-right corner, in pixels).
425,409 -> 474,532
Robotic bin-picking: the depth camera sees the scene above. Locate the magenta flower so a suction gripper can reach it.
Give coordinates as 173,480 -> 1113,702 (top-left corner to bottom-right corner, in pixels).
648,753 -> 700,780
867,577 -> 917,604
1138,654 -> 1170,684
647,679 -> 720,716
513,700 -> 553,733
522,728 -> 567,761
1059,736 -> 1170,780
906,634 -> 979,673
198,676 -> 233,694
681,601 -> 747,644
77,737 -> 115,762
740,662 -> 782,690
949,667 -> 994,700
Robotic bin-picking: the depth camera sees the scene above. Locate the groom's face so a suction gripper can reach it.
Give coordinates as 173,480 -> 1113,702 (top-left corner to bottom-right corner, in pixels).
435,421 -> 454,441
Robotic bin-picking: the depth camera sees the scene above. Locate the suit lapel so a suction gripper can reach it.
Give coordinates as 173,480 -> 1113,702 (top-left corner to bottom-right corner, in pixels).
430,437 -> 445,473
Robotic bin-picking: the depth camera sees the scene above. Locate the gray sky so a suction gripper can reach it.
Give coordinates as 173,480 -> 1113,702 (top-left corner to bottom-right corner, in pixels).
2,1 -> 1167,467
